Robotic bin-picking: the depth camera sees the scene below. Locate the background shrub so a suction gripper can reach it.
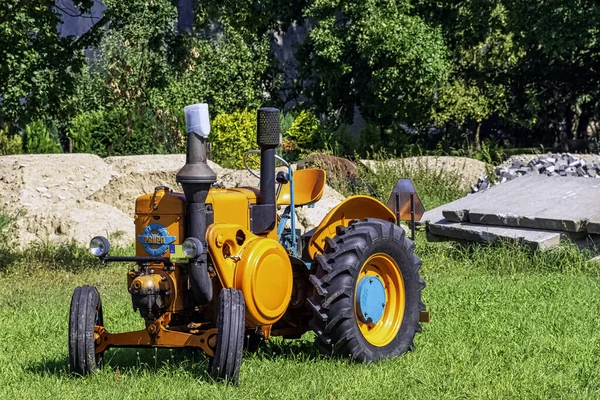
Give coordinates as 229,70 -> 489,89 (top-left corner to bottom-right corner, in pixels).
209,109 -> 257,168
68,107 -> 176,156
0,127 -> 22,155
23,120 -> 62,154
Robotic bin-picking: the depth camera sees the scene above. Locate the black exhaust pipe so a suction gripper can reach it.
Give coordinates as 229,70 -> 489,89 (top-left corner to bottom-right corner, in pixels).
250,108 -> 281,234
257,107 -> 281,205
177,104 -> 216,306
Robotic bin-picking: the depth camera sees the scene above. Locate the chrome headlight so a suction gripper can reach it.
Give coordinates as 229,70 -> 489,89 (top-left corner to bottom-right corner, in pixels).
89,236 -> 111,257
182,237 -> 203,259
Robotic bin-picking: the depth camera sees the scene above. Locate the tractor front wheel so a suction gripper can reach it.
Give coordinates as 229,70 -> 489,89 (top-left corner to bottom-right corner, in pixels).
208,288 -> 245,385
308,218 -> 425,362
69,285 -> 104,375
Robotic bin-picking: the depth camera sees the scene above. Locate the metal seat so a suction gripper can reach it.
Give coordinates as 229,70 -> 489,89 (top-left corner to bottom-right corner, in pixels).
277,168 -> 326,207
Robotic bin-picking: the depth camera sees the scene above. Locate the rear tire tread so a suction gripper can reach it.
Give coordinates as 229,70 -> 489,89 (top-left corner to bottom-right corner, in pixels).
309,219 -> 425,362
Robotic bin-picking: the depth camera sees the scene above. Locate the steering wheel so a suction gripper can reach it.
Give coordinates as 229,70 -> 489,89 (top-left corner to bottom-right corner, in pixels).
243,150 -> 262,179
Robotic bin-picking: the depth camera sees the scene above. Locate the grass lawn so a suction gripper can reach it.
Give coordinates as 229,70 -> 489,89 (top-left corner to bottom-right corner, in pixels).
1,237 -> 600,399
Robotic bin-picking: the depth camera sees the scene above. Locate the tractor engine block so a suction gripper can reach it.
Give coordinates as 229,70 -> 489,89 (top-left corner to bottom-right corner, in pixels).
128,268 -> 174,319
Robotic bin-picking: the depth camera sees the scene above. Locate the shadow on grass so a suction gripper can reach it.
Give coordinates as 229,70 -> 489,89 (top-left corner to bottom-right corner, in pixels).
26,347 -> 210,379
28,338 -> 324,380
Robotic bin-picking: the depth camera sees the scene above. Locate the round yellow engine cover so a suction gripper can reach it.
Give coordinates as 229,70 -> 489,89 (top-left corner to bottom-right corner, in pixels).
234,238 -> 293,326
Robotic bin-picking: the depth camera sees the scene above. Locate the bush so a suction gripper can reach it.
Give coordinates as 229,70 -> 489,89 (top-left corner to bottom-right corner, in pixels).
0,209 -> 19,272
69,107 -> 177,157
325,123 -> 359,157
0,127 -> 22,155
209,109 -> 257,169
23,120 -> 62,154
281,110 -> 325,161
285,110 -> 320,149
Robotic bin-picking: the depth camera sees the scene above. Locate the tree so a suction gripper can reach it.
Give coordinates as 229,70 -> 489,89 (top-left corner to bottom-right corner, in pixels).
298,0 -> 452,133
0,1 -> 105,133
501,0 -> 600,147
416,1 -> 519,150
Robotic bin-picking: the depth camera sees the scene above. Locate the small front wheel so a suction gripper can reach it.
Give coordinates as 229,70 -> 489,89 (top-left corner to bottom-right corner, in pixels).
208,288 -> 245,385
69,285 -> 104,375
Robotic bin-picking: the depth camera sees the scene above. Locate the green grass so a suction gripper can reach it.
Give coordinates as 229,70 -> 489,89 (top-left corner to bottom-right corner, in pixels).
1,160 -> 599,398
1,237 -> 600,399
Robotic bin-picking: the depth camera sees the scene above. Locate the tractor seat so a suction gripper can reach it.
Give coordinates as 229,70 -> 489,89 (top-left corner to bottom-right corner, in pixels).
277,168 -> 326,207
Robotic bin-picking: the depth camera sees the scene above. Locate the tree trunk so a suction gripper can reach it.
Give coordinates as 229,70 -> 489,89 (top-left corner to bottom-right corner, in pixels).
474,122 -> 481,151
576,101 -> 595,140
565,107 -> 573,140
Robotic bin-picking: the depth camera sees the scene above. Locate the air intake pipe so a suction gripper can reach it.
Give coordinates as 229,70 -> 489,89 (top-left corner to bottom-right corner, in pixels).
249,108 -> 281,234
176,104 -> 216,306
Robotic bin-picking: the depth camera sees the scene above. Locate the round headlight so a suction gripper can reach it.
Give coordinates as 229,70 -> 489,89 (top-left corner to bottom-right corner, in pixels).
182,237 -> 203,259
90,236 -> 110,257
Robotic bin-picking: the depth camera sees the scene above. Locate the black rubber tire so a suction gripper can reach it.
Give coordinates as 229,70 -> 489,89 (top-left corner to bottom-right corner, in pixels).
69,285 -> 104,375
208,288 -> 245,385
307,218 -> 425,362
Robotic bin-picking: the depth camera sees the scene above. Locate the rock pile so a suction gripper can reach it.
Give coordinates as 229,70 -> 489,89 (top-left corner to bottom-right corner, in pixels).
472,153 -> 600,193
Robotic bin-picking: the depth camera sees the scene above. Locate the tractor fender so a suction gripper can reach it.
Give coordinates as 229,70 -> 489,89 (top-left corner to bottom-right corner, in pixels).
306,195 -> 396,259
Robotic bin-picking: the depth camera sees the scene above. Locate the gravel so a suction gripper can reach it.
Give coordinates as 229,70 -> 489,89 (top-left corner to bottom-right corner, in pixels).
471,153 -> 600,193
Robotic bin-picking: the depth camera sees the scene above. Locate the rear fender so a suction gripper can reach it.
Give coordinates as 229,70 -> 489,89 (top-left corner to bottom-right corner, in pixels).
306,196 -> 396,259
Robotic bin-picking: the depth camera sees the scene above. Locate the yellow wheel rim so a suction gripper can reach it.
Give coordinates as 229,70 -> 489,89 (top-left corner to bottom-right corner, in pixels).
355,253 -> 405,347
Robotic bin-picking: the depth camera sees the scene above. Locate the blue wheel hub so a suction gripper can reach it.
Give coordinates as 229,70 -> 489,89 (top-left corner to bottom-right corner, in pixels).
356,275 -> 386,324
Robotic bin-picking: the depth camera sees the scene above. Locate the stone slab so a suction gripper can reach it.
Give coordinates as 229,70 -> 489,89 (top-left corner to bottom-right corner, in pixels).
441,175 -> 600,233
427,219 -> 562,250
418,193 -> 483,226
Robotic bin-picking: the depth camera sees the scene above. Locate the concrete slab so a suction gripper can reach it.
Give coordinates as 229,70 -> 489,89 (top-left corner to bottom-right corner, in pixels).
418,205 -> 444,226
418,192 -> 485,226
427,219 -> 562,250
441,175 -> 600,233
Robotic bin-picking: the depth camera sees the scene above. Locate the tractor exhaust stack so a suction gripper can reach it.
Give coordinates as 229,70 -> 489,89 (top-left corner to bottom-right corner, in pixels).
257,107 -> 281,206
177,103 -> 216,306
250,107 -> 281,234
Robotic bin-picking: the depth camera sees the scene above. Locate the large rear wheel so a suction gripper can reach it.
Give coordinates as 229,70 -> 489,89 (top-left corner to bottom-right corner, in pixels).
308,218 -> 425,362
69,285 -> 104,375
208,288 -> 245,385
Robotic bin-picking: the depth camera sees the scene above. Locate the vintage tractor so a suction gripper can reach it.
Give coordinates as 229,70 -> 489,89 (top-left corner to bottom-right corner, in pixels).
69,104 -> 428,385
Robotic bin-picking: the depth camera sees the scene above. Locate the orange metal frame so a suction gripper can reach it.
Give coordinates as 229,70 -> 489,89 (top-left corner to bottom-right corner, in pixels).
94,313 -> 218,357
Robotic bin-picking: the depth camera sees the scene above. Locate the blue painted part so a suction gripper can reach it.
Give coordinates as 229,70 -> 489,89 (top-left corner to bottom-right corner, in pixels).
356,276 -> 386,324
289,166 -> 297,256
137,223 -> 176,256
277,209 -> 288,238
275,160 -> 298,258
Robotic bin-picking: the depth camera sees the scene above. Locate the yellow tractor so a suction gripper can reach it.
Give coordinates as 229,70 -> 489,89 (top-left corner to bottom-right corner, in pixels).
69,105 -> 428,385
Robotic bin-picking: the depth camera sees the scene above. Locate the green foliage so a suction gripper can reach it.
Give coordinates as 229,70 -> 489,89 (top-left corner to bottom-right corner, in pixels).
0,210 -> 18,271
286,110 -> 320,149
324,124 -> 359,157
23,120 -> 62,154
280,112 -> 295,135
68,107 -> 172,157
0,1 -> 92,134
282,110 -> 323,160
5,0 -> 600,157
209,109 -> 257,168
152,27 -> 271,119
0,127 -> 22,155
300,0 -> 452,132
